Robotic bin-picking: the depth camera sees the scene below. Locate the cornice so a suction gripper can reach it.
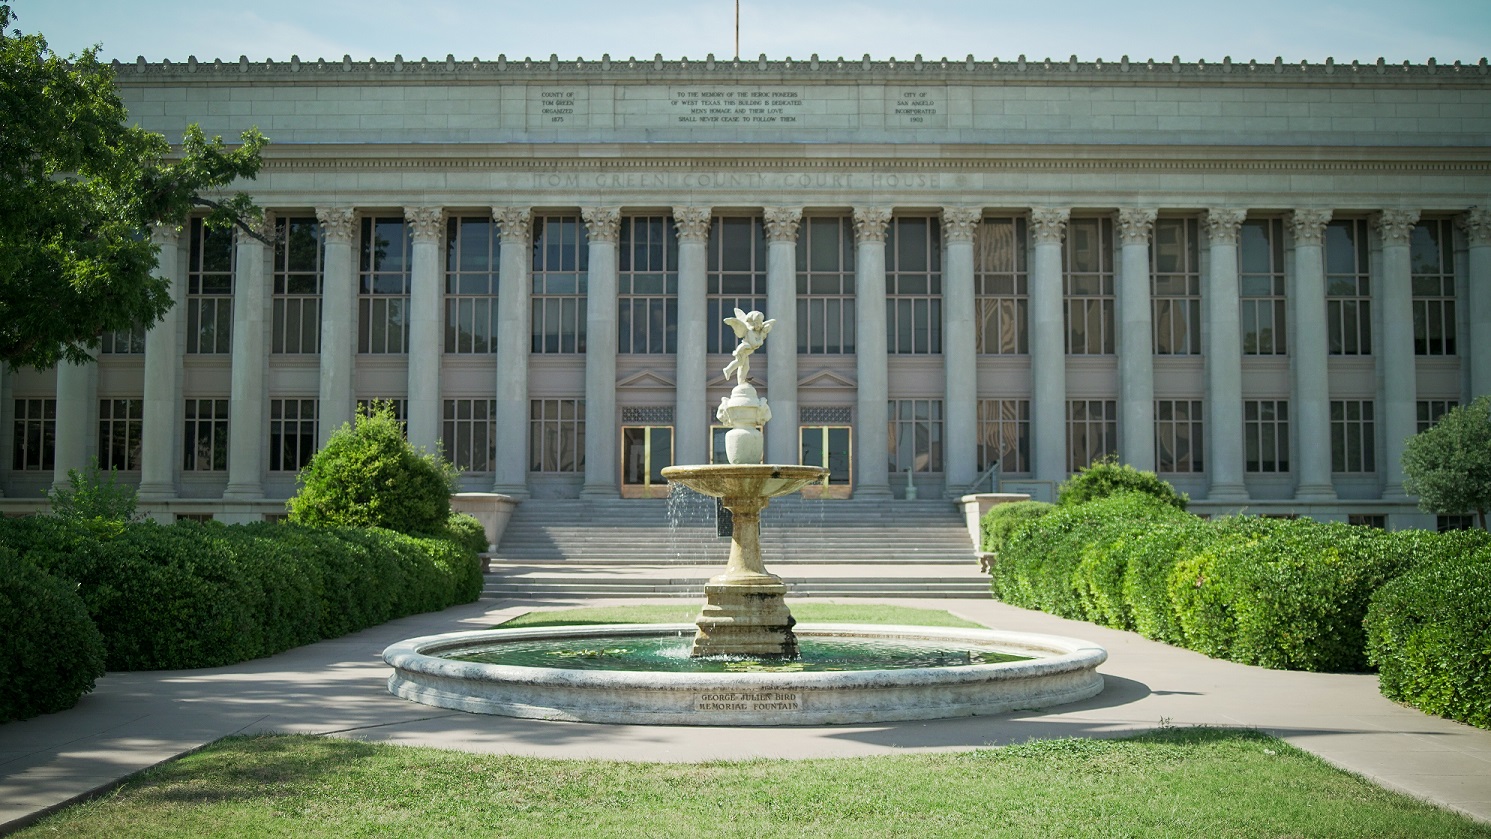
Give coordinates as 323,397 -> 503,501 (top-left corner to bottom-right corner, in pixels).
111,54 -> 1491,87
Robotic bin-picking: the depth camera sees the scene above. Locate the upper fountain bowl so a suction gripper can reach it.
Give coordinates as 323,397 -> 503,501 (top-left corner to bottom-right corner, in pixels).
661,464 -> 828,499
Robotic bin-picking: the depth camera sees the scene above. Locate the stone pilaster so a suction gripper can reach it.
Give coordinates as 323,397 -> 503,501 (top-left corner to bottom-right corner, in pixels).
1029,208 -> 1071,487
315,207 -> 356,447
52,353 -> 95,490
1203,209 -> 1249,502
674,206 -> 712,466
492,207 -> 532,497
224,225 -> 270,499
1117,208 -> 1158,471
763,207 -> 802,465
852,207 -> 893,499
582,207 -> 621,497
405,206 -> 444,455
1460,208 -> 1491,400
1289,209 -> 1336,500
941,207 -> 981,496
1376,209 -> 1421,499
138,223 -> 184,500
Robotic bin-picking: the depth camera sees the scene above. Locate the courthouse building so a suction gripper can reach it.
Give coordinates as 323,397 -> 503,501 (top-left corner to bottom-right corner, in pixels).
2,52 -> 1489,528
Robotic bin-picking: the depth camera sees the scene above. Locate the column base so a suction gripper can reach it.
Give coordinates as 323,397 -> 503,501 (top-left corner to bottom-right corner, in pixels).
580,485 -> 619,499
1205,484 -> 1249,504
853,485 -> 894,500
1381,484 -> 1411,502
1293,483 -> 1337,502
491,482 -> 530,500
222,485 -> 265,501
136,484 -> 178,502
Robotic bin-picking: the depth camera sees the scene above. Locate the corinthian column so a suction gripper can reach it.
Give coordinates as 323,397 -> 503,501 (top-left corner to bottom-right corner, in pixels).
1289,209 -> 1336,501
582,207 -> 621,497
853,207 -> 893,499
1029,208 -> 1070,488
138,223 -> 185,500
1461,208 -> 1491,399
941,207 -> 981,496
224,225 -> 270,500
1376,209 -> 1421,499
1203,209 -> 1248,502
1117,208 -> 1158,471
763,207 -> 802,465
405,206 -> 444,454
492,207 -> 532,498
673,206 -> 712,466
316,207 -> 356,446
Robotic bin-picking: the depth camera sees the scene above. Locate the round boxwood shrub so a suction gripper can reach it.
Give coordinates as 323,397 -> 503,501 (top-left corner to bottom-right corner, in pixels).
1057,456 -> 1188,511
0,546 -> 106,722
288,402 -> 458,536
980,500 -> 1055,555
1366,546 -> 1491,730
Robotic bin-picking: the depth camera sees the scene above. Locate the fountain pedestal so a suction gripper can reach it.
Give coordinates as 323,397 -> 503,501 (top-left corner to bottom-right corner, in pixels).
661,465 -> 827,658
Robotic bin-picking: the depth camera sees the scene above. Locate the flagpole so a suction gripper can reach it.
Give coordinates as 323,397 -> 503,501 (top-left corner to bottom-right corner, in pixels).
735,0 -> 740,60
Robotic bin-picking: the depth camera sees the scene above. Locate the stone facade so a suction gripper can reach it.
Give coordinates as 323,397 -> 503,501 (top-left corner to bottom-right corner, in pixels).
2,56 -> 1489,527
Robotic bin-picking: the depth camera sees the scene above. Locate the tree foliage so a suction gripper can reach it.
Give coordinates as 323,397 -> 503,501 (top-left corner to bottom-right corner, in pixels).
0,4 -> 267,369
1056,455 -> 1189,510
288,402 -> 459,536
1402,395 -> 1491,530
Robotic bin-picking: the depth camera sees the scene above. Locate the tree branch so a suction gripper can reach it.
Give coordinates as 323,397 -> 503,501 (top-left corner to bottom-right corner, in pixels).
189,195 -> 273,245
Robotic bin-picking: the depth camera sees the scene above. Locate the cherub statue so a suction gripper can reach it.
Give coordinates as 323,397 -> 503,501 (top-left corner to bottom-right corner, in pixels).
722,308 -> 775,387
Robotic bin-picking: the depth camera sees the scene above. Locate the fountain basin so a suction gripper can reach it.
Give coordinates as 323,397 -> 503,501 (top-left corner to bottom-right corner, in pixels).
383,623 -> 1107,726
660,464 -> 828,500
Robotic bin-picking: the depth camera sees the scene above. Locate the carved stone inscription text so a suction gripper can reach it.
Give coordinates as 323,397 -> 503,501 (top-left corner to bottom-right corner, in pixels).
671,89 -> 804,124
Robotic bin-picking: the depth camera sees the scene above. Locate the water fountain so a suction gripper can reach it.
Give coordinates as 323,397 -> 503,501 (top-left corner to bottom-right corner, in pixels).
383,310 -> 1107,725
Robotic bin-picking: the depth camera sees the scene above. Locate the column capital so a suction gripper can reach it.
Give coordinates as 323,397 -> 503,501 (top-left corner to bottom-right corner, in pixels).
150,222 -> 181,246
672,206 -> 712,242
233,218 -> 274,247
1116,208 -> 1158,246
1288,209 -> 1333,245
852,207 -> 892,243
762,207 -> 803,242
1029,207 -> 1071,245
940,207 -> 982,243
493,206 -> 532,244
405,206 -> 445,243
316,207 -> 356,244
1458,207 -> 1491,246
581,207 -> 622,243
1204,209 -> 1248,245
1374,209 -> 1421,246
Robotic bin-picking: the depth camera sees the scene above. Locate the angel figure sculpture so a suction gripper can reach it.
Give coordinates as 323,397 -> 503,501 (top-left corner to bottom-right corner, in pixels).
722,308 -> 775,387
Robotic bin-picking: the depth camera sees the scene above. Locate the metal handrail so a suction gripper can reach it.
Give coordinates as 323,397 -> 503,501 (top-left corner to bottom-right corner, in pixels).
963,462 -> 1001,495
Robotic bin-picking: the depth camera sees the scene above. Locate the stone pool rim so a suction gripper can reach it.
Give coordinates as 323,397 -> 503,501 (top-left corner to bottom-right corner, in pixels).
383,623 -> 1108,726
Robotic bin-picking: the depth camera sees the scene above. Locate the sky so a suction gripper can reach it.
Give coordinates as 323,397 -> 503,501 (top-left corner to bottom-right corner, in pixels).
12,0 -> 1491,65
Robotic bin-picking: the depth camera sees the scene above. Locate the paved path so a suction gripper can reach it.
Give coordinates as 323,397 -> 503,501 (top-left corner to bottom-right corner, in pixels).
4,593 -> 1490,832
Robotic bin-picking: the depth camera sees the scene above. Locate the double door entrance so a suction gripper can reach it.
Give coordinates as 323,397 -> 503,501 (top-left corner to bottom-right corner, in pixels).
622,424 -> 852,498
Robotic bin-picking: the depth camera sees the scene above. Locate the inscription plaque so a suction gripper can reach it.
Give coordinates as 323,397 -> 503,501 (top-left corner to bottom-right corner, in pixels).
694,691 -> 804,712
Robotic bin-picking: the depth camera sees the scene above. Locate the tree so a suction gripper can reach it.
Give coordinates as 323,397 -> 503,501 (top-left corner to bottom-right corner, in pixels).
288,403 -> 459,536
0,4 -> 267,369
1403,396 -> 1491,530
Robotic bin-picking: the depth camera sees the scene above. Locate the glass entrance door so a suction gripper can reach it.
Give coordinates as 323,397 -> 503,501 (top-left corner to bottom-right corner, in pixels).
800,425 -> 852,498
621,425 -> 672,498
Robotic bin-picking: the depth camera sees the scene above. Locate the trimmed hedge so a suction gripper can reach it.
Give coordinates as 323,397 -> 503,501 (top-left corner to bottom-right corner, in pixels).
1366,544 -> 1491,730
979,500 -> 1055,554
1,545 -> 106,722
991,496 -> 1490,677
1057,458 -> 1189,511
0,517 -> 482,672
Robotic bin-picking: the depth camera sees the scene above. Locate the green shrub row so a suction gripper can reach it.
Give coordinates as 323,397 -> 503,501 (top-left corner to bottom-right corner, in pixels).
0,545 -> 107,722
1366,545 -> 1491,729
979,501 -> 1055,556
0,515 -> 483,675
989,494 -> 1491,676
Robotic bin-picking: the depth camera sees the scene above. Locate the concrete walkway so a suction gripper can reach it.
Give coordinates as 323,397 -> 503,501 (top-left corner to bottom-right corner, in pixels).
3,592 -> 1490,832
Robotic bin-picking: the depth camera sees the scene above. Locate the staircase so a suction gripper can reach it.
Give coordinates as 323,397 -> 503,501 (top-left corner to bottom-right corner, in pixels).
485,494 -> 991,599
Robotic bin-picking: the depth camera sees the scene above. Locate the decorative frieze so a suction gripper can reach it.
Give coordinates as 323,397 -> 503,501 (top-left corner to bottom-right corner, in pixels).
939,207 -> 982,243
405,206 -> 445,242
581,207 -> 621,243
493,207 -> 532,244
673,206 -> 713,242
762,207 -> 803,243
1288,209 -> 1333,246
1459,207 -> 1491,246
1203,209 -> 1247,245
1029,208 -> 1071,245
1374,209 -> 1421,246
852,207 -> 892,243
1116,208 -> 1158,245
316,207 -> 356,243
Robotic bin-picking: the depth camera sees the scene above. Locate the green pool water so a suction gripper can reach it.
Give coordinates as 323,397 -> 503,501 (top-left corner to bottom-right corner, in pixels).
444,634 -> 1032,673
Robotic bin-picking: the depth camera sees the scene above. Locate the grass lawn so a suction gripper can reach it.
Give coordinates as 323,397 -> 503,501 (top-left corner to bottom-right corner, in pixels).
495,602 -> 985,630
18,729 -> 1490,838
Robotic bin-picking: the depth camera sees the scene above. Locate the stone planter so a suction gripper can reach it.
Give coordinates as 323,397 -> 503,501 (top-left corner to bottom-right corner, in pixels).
958,492 -> 1033,550
449,492 -> 519,553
